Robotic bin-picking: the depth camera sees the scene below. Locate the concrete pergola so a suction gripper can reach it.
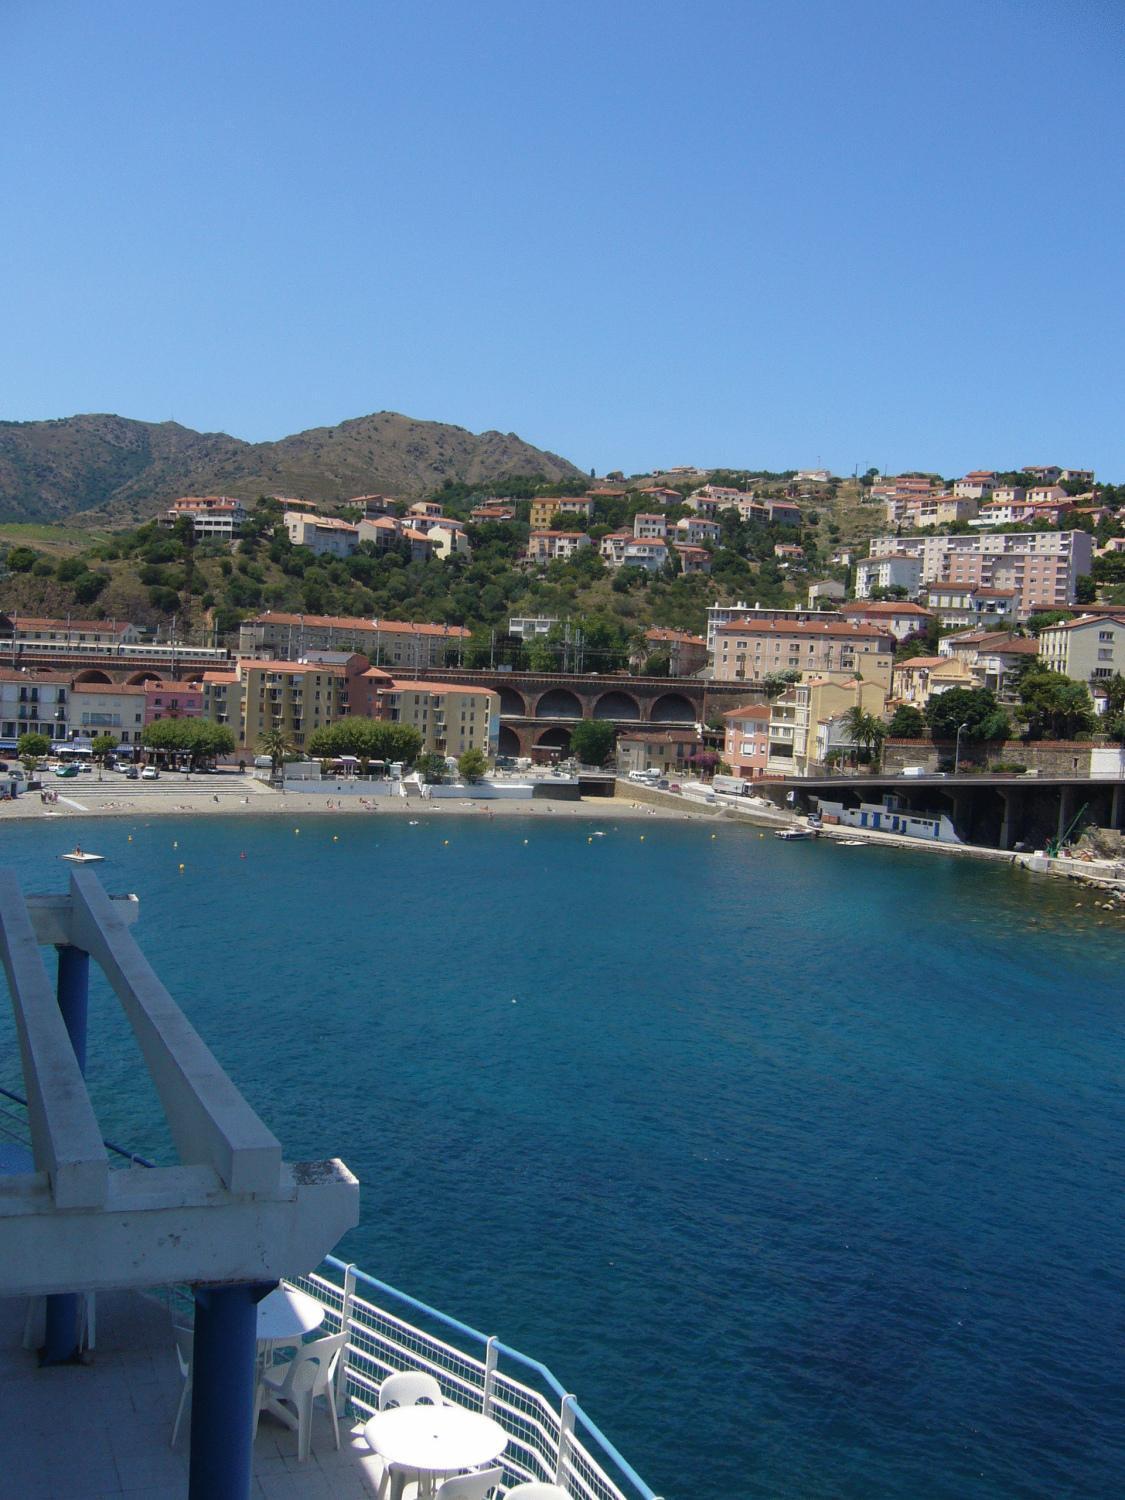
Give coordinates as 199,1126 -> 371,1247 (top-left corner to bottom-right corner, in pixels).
0,867 -> 360,1500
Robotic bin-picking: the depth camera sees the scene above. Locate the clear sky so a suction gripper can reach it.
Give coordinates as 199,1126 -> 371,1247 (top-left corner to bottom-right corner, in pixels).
3,0 -> 1123,479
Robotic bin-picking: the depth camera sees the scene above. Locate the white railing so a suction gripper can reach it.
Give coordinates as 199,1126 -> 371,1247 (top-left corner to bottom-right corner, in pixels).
294,1258 -> 663,1500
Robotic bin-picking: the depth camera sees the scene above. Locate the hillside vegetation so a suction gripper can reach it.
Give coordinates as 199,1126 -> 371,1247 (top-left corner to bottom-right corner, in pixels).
0,411 -> 583,523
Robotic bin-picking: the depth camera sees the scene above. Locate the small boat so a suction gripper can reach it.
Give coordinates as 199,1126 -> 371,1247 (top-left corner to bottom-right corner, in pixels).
774,828 -> 813,841
60,850 -> 105,864
838,839 -> 867,847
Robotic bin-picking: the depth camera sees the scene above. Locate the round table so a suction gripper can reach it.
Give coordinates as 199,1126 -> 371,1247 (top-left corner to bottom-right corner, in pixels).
256,1284 -> 326,1344
364,1404 -> 507,1491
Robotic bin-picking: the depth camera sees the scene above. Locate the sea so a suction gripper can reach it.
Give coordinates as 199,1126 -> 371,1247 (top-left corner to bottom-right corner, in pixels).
0,812 -> 1122,1499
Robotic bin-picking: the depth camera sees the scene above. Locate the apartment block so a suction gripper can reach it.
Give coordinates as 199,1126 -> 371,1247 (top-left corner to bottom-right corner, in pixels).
528,496 -> 595,529
354,674 -> 500,757
0,670 -> 71,750
1038,615 -> 1125,687
163,496 -> 247,539
238,613 -> 469,669
867,530 -> 1093,616
713,618 -> 894,688
723,701 -> 771,780
237,657 -> 367,751
284,511 -> 359,557
633,513 -> 668,540
526,531 -> 592,563
854,554 -> 923,599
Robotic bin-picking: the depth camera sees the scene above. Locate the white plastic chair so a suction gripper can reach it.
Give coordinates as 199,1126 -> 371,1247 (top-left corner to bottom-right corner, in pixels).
503,1486 -> 571,1500
376,1370 -> 447,1499
378,1370 -> 445,1410
170,1326 -> 193,1446
434,1469 -> 504,1500
254,1329 -> 346,1461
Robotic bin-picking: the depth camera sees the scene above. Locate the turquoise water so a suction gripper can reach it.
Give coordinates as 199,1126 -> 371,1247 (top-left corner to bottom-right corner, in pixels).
1,814 -> 1123,1499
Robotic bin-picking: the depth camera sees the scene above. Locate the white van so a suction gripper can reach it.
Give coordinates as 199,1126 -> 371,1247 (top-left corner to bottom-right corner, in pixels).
628,768 -> 661,783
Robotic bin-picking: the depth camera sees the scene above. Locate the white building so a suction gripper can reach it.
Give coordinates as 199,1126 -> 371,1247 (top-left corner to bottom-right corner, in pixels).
854,554 -> 923,600
284,511 -> 359,558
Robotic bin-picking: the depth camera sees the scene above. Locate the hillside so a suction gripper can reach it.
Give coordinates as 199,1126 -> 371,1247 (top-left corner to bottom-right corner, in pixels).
0,411 -> 583,524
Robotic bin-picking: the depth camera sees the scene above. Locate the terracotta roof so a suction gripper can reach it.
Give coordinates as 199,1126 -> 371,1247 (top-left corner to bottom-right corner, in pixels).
530,530 -> 589,540
69,682 -> 147,696
644,628 -> 706,645
894,656 -> 948,670
240,660 -> 349,676
1042,614 -> 1125,633
841,601 -> 932,617
202,671 -> 239,684
715,619 -> 892,641
246,612 -> 469,638
723,702 -> 770,720
12,616 -> 131,634
378,680 -> 496,697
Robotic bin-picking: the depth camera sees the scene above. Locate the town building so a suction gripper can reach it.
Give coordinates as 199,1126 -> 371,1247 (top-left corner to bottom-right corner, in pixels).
65,683 -> 148,746
774,543 -> 805,565
0,669 -> 70,751
712,618 -> 894,688
526,531 -> 592,564
615,728 -> 702,776
920,583 -> 1018,630
1024,466 -> 1062,484
795,469 -> 832,484
937,630 -> 1040,695
1037,614 -> 1125,687
407,501 -> 444,521
235,657 -> 368,752
1060,468 -> 1095,485
163,495 -> 247,539
142,681 -> 204,725
638,627 -> 708,676
722,701 -> 770,779
425,524 -> 472,560
867,529 -> 1094,616
953,471 -> 996,499
350,494 -> 396,519
674,516 -> 722,547
705,602 -> 833,655
353,676 -> 500,758
470,503 -> 517,522
200,670 -> 243,736
891,655 -> 976,710
528,496 -> 595,529
284,511 -> 359,558
356,517 -> 434,561
673,543 -> 712,575
767,675 -> 888,776
854,554 -> 923,600
633,513 -> 667,540
9,617 -> 141,648
599,531 -> 632,566
807,580 -> 846,607
621,539 -> 668,572
508,616 -> 558,641
237,612 -> 469,668
839,600 -> 933,642
636,486 -> 683,505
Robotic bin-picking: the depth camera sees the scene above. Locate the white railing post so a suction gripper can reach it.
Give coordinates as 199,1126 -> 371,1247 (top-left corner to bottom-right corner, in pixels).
336,1262 -> 356,1417
482,1335 -> 498,1414
555,1392 -> 576,1486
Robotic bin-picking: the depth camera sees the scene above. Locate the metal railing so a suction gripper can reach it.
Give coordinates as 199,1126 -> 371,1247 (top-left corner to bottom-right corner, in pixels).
294,1257 -> 663,1500
0,1087 -> 661,1499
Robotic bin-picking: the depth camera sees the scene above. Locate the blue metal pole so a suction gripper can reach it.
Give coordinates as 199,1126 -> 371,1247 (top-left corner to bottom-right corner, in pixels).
189,1282 -> 275,1500
41,945 -> 91,1365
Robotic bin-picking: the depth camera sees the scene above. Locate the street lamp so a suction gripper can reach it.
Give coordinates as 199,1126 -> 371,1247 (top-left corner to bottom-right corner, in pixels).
954,721 -> 969,776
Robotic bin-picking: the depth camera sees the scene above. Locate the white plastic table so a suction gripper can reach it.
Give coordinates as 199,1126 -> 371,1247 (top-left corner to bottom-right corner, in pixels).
256,1284 -> 326,1345
363,1404 -> 508,1495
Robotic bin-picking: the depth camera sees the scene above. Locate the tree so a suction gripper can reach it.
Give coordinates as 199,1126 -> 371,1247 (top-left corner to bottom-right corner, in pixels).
17,732 -> 50,772
415,752 -> 448,784
764,670 -> 801,700
841,707 -> 887,764
1075,574 -> 1097,604
569,718 -> 616,767
925,687 -> 1011,743
144,718 -> 236,767
458,748 -> 488,782
887,705 -> 927,739
1102,672 -> 1125,718
90,734 -> 118,766
256,727 -> 294,773
306,719 -> 422,766
1017,668 -> 1097,740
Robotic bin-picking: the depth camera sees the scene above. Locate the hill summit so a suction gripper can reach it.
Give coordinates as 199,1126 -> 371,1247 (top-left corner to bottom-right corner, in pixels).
0,410 -> 584,524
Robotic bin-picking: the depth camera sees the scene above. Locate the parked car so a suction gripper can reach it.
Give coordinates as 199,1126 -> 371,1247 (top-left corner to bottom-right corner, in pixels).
141,766 -> 159,780
122,767 -> 139,780
55,764 -> 80,778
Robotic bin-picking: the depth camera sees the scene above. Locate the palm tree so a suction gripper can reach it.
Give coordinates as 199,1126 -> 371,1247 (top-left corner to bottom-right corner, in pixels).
841,707 -> 886,768
258,728 -> 294,777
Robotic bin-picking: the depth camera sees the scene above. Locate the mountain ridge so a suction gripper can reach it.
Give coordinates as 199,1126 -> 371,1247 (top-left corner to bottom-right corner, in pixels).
0,410 -> 583,524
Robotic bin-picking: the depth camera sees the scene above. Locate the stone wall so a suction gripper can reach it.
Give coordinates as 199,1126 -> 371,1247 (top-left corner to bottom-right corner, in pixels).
882,739 -> 1118,776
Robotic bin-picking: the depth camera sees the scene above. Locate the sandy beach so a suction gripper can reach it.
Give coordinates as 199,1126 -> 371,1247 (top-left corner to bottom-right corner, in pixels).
0,776 -> 708,825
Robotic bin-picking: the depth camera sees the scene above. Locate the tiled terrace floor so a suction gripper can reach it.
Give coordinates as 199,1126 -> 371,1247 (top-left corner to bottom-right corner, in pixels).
0,1291 -> 392,1499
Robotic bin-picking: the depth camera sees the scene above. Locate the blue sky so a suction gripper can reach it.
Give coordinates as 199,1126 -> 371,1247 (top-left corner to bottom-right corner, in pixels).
3,0 -> 1123,479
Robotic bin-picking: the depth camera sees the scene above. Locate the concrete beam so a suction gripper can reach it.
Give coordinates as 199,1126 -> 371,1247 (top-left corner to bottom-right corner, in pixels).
66,870 -> 282,1196
27,892 -> 139,947
0,1158 -> 360,1297
0,872 -> 108,1210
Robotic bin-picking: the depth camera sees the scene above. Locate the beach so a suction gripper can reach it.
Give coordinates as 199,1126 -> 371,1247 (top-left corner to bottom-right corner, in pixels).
0,775 -> 708,825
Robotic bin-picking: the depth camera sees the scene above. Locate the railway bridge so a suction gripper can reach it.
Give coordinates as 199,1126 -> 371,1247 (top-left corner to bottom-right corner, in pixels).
395,668 -> 761,757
